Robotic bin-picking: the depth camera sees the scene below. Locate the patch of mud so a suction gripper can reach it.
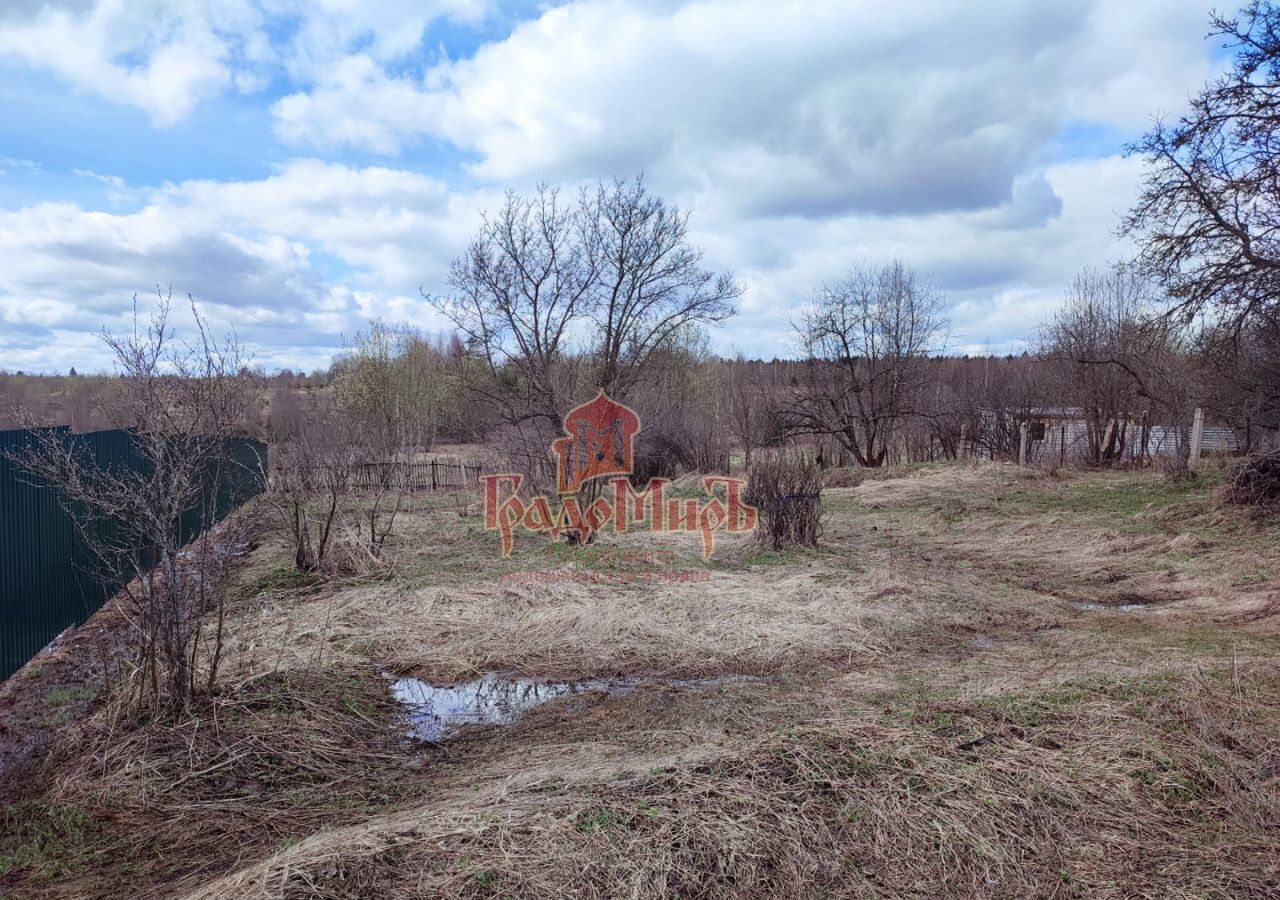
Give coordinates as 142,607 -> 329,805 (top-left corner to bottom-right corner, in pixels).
389,672 -> 754,741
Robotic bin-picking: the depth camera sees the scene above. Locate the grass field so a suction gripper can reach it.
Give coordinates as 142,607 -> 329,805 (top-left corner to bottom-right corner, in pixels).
2,461 -> 1279,898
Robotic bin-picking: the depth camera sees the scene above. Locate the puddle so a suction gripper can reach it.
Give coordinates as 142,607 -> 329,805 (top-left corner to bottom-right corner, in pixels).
1070,590 -> 1170,613
1072,601 -> 1147,612
389,673 -> 752,742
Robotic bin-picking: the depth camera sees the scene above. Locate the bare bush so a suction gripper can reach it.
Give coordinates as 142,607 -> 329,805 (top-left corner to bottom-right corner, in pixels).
1224,448 -> 1280,512
272,423 -> 354,574
6,293 -> 264,713
270,412 -> 408,575
745,455 -> 823,550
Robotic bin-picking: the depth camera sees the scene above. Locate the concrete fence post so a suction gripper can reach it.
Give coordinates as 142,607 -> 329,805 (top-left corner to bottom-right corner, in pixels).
1189,407 -> 1204,471
1018,421 -> 1031,467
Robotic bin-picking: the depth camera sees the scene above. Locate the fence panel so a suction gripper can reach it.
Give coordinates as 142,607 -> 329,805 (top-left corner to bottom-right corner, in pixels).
0,429 -> 267,682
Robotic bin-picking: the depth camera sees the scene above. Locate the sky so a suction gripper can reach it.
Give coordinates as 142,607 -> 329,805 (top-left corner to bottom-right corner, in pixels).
0,0 -> 1230,373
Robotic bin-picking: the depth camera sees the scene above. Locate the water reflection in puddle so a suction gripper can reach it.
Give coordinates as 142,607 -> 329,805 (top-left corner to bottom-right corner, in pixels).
389,673 -> 752,742
1072,601 -> 1147,612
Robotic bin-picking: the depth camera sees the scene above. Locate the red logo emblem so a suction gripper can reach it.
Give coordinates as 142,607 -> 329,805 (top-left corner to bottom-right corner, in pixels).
552,391 -> 641,493
481,390 -> 756,559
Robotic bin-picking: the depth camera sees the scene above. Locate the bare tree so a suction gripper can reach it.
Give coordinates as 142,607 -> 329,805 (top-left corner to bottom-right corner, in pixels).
1204,314 -> 1280,450
429,185 -> 594,484
333,320 -> 448,457
790,261 -> 949,467
1041,268 -> 1145,464
586,177 -> 741,396
1124,1 -> 1280,335
1043,266 -> 1207,467
725,355 -> 771,468
427,176 -> 741,490
7,293 -> 263,712
970,354 -> 1054,461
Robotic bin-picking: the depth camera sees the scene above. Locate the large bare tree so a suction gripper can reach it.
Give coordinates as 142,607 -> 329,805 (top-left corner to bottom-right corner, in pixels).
431,185 -> 592,439
586,178 -> 741,395
1124,1 -> 1280,334
427,176 -> 741,486
790,261 -> 949,467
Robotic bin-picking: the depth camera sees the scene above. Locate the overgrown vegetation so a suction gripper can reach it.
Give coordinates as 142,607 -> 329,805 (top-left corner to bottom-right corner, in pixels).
745,455 -> 823,550
4,294 -> 264,714
0,460 -> 1277,898
1225,448 -> 1280,514
5,5 -> 1280,896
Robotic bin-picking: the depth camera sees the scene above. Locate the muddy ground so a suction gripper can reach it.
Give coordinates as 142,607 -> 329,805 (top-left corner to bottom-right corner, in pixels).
1,462 -> 1278,898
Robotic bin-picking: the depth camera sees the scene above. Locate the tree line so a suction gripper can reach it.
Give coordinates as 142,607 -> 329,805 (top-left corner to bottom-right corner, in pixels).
8,0 -> 1280,479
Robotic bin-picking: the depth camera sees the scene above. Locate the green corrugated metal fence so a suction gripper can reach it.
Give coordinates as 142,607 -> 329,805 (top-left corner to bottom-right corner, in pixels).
0,428 -> 267,682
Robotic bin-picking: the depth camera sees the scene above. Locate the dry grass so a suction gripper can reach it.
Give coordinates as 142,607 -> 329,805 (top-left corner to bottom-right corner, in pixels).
160,668 -> 1280,900
3,461 -> 1280,898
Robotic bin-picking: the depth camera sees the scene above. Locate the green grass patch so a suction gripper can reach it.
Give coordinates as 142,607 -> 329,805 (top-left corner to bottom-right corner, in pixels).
0,801 -> 92,879
43,685 -> 95,708
576,806 -> 615,834
1013,473 -> 1213,521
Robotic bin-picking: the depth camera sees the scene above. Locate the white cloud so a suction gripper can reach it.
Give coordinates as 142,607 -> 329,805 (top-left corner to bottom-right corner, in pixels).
270,0 -> 1215,222
72,169 -> 125,190
279,0 -> 489,81
696,154 -> 1148,357
0,158 -> 41,174
151,159 -> 485,287
0,152 -> 1148,372
0,161 -> 488,372
272,56 -> 445,154
0,0 -> 489,125
0,1 -> 243,125
0,0 -> 1232,371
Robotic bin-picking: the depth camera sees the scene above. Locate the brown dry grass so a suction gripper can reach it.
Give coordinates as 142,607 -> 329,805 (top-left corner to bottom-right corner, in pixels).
177,669 -> 1280,900
3,461 -> 1279,899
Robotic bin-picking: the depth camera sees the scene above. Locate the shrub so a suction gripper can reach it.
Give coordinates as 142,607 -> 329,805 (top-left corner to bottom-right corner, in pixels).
1223,448 -> 1280,513
745,455 -> 823,549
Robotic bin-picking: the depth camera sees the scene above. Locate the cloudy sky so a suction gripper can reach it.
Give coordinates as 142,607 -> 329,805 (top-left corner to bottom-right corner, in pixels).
0,0 -> 1227,373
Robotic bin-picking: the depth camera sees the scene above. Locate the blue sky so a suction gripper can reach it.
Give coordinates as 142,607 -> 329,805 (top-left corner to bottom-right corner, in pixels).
0,0 -> 1228,373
